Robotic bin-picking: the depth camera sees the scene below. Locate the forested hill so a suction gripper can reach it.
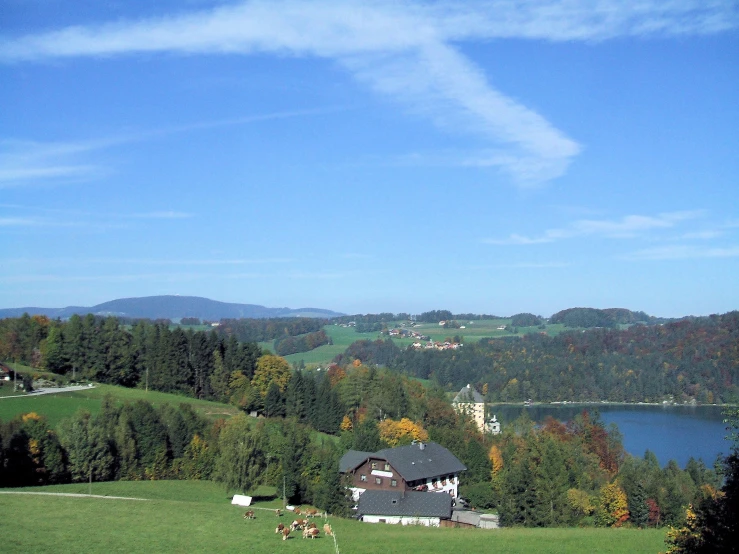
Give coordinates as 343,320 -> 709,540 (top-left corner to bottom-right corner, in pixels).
346,311 -> 739,404
0,295 -> 344,321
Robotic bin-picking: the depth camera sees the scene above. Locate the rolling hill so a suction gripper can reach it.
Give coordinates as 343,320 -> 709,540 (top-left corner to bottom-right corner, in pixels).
0,295 -> 344,321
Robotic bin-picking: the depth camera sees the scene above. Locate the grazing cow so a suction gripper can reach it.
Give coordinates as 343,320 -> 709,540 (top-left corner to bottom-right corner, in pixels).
306,522 -> 317,530
294,507 -> 301,515
275,523 -> 285,534
323,524 -> 332,536
243,510 -> 255,519
282,527 -> 290,541
305,508 -> 318,517
275,509 -> 282,517
303,527 -> 320,539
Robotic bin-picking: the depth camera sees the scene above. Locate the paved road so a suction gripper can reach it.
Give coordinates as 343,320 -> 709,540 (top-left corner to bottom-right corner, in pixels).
0,384 -> 96,399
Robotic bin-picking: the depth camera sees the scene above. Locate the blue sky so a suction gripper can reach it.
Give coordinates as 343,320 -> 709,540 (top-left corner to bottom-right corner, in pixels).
1,0 -> 738,318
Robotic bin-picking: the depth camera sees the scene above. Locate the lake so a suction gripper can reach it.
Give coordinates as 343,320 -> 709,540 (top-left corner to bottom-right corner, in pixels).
489,404 -> 733,468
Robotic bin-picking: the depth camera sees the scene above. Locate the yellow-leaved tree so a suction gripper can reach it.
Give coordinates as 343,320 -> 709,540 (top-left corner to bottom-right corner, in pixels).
595,482 -> 630,527
251,354 -> 291,396
340,415 -> 353,432
377,418 -> 429,447
488,445 -> 504,478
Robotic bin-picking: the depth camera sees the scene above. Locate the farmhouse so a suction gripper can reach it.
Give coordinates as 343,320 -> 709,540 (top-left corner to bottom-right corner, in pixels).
356,490 -> 452,527
340,441 -> 466,502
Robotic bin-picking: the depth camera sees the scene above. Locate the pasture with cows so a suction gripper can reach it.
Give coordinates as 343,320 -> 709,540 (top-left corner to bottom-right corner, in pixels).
1,480 -> 667,553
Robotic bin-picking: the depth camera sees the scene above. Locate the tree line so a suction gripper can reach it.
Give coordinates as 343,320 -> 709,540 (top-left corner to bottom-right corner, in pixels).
341,312 -> 739,404
214,317 -> 327,343
0,398 -> 348,515
273,329 -> 331,356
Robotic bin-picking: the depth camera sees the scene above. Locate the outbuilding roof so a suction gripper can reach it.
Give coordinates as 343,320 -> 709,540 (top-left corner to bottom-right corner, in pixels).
356,490 -> 452,519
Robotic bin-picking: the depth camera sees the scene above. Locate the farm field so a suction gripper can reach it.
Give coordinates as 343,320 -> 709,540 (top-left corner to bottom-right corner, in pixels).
0,383 -> 239,427
1,480 -> 668,554
278,320 -> 568,366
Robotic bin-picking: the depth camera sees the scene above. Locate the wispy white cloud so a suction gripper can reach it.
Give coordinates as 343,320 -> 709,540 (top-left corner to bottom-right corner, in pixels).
0,139 -> 109,188
1,1 -> 735,185
680,230 -> 724,240
465,261 -> 571,269
484,210 -> 707,245
0,107 -> 346,189
622,244 -> 739,261
0,216 -> 48,227
570,211 -> 704,238
1,257 -> 293,267
0,205 -> 192,228
130,211 -> 193,219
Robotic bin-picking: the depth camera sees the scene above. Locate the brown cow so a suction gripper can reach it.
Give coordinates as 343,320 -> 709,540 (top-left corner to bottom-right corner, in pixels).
323,523 -> 333,536
243,510 -> 255,519
275,523 -> 285,534
291,518 -> 306,531
306,522 -> 317,530
275,509 -> 282,517
294,507 -> 301,516
282,527 -> 290,541
302,527 -> 320,539
305,508 -> 318,517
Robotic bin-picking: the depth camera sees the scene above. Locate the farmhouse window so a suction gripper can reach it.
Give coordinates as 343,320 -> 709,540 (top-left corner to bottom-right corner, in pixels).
384,463 -> 391,471
360,474 -> 367,482
391,479 -> 397,487
375,477 -> 382,485
371,462 -> 377,469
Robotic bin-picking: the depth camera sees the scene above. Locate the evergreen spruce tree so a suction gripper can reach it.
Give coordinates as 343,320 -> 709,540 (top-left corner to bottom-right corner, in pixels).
285,370 -> 306,420
629,481 -> 650,527
264,382 -> 285,418
209,347 -> 230,403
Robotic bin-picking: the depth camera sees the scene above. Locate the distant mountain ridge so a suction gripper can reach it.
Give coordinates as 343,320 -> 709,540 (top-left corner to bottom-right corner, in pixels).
0,295 -> 344,321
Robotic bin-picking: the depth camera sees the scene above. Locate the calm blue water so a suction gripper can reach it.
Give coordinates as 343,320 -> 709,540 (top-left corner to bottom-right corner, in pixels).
489,404 -> 732,468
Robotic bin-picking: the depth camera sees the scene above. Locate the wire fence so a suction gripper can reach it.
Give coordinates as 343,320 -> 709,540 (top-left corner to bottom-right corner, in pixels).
323,513 -> 341,554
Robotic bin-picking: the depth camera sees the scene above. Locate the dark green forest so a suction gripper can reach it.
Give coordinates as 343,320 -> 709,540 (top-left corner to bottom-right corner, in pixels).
1,310 -> 738,534
342,312 -> 739,404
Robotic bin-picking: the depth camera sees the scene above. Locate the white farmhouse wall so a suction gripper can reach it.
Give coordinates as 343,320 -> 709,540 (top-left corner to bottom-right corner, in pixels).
362,515 -> 441,527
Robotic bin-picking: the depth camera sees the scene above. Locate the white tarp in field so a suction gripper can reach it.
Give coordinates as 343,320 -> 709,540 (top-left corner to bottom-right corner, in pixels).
231,495 -> 252,506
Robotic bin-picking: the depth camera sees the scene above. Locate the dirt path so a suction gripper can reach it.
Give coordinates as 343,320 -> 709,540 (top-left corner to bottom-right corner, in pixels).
0,384 -> 96,399
0,491 -> 148,500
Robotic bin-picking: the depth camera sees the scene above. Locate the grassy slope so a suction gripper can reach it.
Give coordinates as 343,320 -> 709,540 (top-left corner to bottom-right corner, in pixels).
1,481 -> 667,554
0,383 -> 239,428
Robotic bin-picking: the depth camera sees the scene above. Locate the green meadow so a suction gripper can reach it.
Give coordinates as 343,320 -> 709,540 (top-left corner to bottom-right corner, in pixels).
0,383 -> 239,427
1,480 -> 667,554
0,481 -> 665,554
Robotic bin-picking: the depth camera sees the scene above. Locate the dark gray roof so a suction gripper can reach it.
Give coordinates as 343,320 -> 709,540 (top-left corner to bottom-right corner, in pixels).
453,384 -> 485,403
374,442 -> 466,482
357,490 -> 452,519
339,450 -> 374,473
